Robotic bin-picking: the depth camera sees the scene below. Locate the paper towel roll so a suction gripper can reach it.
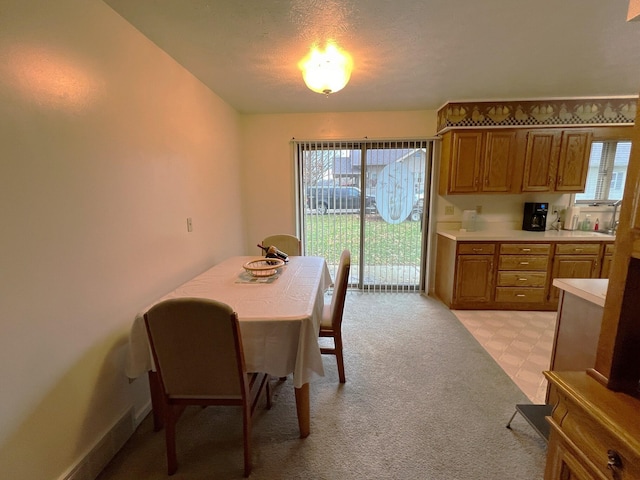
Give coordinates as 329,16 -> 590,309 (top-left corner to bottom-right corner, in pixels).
461,210 -> 477,231
564,206 -> 580,230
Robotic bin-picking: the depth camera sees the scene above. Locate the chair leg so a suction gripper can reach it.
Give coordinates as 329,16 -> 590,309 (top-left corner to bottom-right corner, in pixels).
266,380 -> 272,409
148,371 -> 164,431
334,335 -> 346,383
165,406 -> 178,475
242,403 -> 252,477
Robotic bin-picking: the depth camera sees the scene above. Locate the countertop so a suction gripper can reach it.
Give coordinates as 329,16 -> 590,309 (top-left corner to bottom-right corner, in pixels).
437,229 -> 616,242
552,278 -> 608,307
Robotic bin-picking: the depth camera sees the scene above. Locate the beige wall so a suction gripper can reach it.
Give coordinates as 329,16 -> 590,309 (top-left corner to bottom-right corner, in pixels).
0,1 -> 245,478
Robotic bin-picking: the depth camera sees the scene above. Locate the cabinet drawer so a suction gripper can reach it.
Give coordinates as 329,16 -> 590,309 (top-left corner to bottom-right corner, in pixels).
498,255 -> 549,271
605,243 -> 615,255
555,243 -> 601,255
497,271 -> 547,287
495,287 -> 546,303
499,243 -> 551,255
551,399 -> 640,480
458,243 -> 495,255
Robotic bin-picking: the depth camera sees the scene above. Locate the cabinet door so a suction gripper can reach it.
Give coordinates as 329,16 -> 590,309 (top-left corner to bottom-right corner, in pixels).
556,130 -> 593,192
549,255 -> 600,302
522,130 -> 560,192
601,255 -> 613,278
600,244 -> 615,278
455,255 -> 494,304
482,131 -> 517,193
544,432 -> 602,480
448,131 -> 483,193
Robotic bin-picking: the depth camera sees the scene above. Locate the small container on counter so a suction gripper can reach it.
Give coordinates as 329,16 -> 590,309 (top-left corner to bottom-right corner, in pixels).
564,206 -> 580,230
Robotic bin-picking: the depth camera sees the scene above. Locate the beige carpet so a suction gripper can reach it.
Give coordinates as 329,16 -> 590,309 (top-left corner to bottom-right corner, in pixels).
98,292 -> 546,480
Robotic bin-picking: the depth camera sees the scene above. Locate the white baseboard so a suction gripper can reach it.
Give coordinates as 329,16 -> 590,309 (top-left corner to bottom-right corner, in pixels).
58,407 -> 134,480
133,400 -> 152,428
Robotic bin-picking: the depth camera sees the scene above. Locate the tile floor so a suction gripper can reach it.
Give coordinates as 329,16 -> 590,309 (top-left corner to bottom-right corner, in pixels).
451,309 -> 557,405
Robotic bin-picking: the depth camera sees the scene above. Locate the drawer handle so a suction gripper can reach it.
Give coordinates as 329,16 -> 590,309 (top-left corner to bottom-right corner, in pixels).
607,449 -> 622,474
472,248 -> 483,252
516,294 -> 526,297
574,248 -> 583,252
519,262 -> 529,265
518,278 -> 528,281
521,248 -> 531,252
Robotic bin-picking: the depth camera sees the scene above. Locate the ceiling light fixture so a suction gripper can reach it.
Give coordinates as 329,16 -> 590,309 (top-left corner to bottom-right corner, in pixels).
299,42 -> 353,96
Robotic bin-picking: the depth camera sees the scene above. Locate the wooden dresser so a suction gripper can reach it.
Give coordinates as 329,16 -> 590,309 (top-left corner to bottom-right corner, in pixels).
544,372 -> 640,480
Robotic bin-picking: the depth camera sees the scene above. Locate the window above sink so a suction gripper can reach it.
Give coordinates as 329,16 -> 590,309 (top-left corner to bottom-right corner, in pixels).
575,140 -> 631,205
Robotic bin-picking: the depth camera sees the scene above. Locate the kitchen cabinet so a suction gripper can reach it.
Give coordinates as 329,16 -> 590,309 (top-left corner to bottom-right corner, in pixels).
600,242 -> 615,278
521,129 -> 593,193
549,243 -> 602,303
434,236 -> 496,308
435,233 -> 614,311
439,130 -> 517,195
455,244 -> 496,305
495,243 -> 550,306
555,129 -> 593,191
521,130 -> 559,192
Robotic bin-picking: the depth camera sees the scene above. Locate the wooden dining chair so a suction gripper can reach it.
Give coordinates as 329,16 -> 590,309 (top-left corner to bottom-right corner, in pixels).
262,234 -> 301,256
319,249 -> 351,383
144,298 -> 271,477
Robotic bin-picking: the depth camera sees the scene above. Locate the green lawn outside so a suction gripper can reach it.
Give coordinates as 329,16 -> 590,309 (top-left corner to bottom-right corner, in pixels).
304,213 -> 422,265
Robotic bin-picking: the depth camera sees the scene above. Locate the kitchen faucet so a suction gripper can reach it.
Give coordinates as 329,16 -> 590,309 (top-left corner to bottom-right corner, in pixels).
608,199 -> 622,234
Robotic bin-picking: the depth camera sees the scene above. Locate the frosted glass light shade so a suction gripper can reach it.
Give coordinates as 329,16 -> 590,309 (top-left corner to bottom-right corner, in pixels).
299,43 -> 353,95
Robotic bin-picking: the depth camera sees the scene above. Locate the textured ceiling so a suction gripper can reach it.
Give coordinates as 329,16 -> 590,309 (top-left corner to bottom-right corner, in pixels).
103,0 -> 640,114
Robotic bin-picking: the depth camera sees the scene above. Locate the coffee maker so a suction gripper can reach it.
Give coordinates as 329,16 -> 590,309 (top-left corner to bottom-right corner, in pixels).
522,202 -> 548,231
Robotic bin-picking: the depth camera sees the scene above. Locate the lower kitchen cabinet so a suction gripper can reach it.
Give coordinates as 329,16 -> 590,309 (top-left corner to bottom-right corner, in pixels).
434,236 -> 496,309
455,251 -> 495,305
549,243 -> 602,303
600,242 -> 615,278
495,243 -> 550,307
434,234 -> 614,311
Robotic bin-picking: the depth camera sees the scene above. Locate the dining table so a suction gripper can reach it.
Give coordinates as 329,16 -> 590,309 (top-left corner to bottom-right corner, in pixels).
125,255 -> 332,438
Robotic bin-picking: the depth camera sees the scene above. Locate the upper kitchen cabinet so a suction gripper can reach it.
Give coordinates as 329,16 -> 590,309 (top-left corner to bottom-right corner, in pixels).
521,129 -> 593,193
520,130 -> 560,192
439,130 -> 517,195
436,97 -> 635,196
556,129 -> 593,191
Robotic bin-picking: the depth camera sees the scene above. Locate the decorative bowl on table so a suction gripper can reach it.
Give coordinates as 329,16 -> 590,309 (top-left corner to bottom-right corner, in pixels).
243,258 -> 285,277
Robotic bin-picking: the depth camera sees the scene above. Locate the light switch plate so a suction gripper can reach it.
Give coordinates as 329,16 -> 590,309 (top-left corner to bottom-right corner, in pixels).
444,205 -> 454,215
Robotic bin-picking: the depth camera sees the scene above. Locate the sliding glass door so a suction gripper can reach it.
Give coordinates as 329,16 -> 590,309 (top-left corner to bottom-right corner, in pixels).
295,139 -> 433,291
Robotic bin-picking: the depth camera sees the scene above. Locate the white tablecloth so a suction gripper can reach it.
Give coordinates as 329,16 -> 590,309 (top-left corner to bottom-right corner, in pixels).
125,256 -> 332,388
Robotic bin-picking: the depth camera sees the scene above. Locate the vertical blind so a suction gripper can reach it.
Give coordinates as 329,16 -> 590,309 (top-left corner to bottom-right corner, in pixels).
295,139 -> 434,292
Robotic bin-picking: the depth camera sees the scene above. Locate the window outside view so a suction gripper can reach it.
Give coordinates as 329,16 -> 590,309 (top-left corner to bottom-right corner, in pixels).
575,140 -> 631,203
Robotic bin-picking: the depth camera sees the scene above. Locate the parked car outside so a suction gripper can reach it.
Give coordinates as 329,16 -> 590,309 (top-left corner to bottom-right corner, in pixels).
307,185 -> 377,215
409,192 -> 424,222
